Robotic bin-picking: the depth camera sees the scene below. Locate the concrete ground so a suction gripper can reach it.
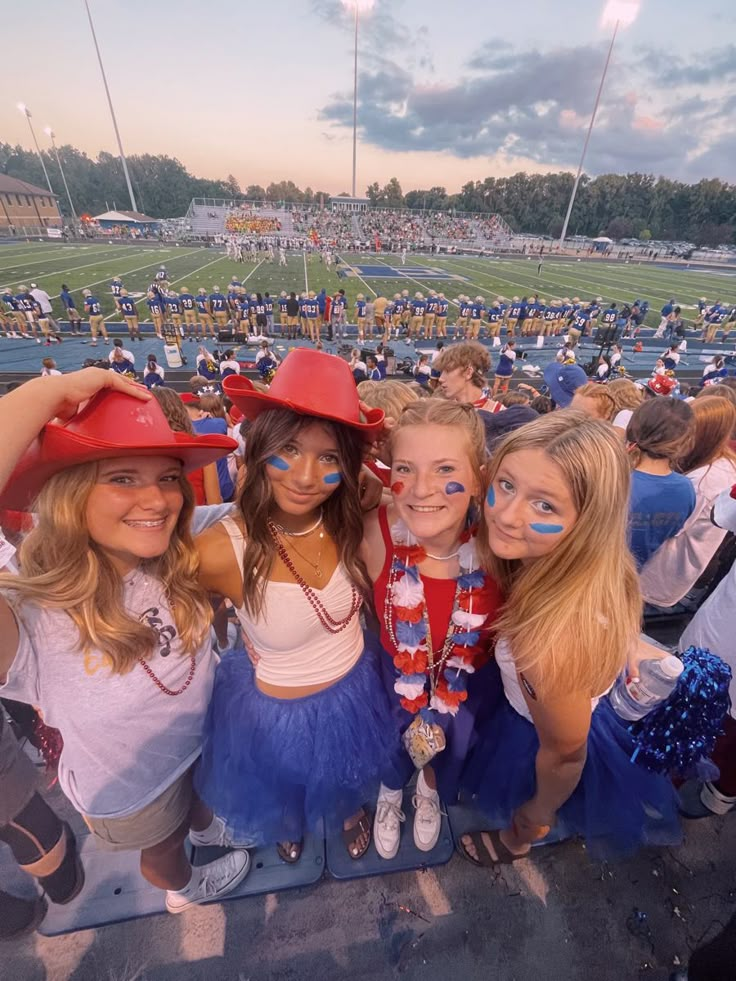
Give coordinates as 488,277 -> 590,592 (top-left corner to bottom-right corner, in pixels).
3,773 -> 734,981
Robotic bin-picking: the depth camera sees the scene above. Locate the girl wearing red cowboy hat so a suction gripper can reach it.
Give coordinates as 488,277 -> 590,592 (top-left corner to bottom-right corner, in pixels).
0,369 -> 251,914
195,349 -> 401,863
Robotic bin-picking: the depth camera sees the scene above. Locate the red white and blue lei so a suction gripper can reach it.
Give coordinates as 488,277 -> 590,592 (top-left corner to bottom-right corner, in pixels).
384,519 -> 495,717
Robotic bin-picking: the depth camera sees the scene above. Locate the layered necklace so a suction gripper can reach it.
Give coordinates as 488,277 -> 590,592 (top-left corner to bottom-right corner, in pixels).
267,516 -> 361,635
383,519 -> 495,717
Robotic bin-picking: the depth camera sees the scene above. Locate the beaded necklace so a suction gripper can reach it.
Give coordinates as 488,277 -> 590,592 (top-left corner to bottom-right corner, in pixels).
383,519 -> 493,717
267,519 -> 361,634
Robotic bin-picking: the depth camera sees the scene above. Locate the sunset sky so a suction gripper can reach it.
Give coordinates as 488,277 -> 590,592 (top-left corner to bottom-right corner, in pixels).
4,0 -> 736,195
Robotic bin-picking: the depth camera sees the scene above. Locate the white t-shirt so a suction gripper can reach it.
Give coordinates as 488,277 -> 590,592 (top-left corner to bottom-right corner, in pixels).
220,358 -> 241,373
0,572 -> 215,819
30,288 -> 53,314
109,348 -> 135,365
40,367 -> 62,377
144,363 -> 165,380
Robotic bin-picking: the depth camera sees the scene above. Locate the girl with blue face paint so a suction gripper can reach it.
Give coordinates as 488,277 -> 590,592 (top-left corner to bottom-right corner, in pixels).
360,399 -> 504,861
459,412 -> 682,868
194,350 -> 399,867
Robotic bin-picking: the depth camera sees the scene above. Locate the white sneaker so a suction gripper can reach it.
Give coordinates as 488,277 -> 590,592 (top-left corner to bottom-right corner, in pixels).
189,813 -> 232,848
374,784 -> 405,860
412,775 -> 443,852
165,849 -> 250,913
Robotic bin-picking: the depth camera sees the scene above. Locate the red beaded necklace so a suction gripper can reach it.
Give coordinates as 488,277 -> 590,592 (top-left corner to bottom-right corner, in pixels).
267,519 -> 361,634
137,654 -> 196,697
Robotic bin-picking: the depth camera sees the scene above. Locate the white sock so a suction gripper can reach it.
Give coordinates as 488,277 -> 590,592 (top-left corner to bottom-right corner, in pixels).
417,770 -> 438,799
171,865 -> 201,895
378,782 -> 403,803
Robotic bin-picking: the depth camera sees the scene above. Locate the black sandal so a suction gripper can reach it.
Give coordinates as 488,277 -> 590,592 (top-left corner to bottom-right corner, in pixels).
456,830 -> 527,868
342,810 -> 372,860
276,840 -> 303,864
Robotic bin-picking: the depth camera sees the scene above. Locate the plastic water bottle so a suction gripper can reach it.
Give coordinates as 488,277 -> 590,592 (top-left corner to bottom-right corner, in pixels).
609,655 -> 684,722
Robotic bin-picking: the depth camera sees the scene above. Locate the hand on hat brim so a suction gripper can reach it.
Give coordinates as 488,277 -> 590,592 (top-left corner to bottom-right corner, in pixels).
50,368 -> 151,423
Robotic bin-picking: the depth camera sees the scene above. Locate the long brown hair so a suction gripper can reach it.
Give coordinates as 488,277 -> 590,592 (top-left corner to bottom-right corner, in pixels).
678,396 -> 736,473
626,398 -> 694,467
478,412 -> 641,698
238,409 -> 371,617
0,462 -> 212,673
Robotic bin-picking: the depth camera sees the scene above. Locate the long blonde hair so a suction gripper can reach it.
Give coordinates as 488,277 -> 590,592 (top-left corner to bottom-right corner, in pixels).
478,412 -> 641,697
0,462 -> 212,673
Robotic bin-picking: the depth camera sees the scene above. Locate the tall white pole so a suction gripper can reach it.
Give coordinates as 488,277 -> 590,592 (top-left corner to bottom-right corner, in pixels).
17,106 -> 53,194
351,3 -> 359,198
559,20 -> 619,246
45,129 -> 78,225
83,0 -> 138,213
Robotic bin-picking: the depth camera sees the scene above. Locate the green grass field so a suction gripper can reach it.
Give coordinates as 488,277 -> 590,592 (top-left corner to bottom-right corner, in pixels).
1,242 -> 735,331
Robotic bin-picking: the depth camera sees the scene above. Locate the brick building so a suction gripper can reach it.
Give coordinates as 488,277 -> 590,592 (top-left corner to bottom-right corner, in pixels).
0,175 -> 62,232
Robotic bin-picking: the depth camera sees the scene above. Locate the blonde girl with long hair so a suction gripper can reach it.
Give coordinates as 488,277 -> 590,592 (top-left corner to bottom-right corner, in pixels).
459,412 -> 681,866
361,399 -> 503,859
0,369 -> 251,914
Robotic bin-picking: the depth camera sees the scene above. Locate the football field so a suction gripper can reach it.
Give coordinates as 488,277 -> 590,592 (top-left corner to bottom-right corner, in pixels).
2,242 -> 736,326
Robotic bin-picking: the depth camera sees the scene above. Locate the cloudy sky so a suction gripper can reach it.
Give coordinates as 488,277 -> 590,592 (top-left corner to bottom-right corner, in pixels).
4,0 -> 736,194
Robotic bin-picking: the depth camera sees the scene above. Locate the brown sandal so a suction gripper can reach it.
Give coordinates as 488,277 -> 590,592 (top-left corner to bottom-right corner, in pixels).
456,830 -> 527,868
342,811 -> 372,860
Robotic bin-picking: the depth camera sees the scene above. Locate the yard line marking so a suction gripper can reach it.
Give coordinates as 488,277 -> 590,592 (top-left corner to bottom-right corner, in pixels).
341,256 -> 377,298
0,246 -> 143,281
102,251 -> 234,320
51,247 -> 206,302
303,250 -> 309,293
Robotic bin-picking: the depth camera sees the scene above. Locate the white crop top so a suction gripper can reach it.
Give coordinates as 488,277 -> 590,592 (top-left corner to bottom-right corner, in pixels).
494,638 -> 606,723
220,517 -> 363,687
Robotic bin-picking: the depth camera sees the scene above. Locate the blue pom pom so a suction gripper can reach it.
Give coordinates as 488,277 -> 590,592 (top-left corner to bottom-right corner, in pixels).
392,559 -> 421,582
458,571 -> 485,589
629,646 -> 732,776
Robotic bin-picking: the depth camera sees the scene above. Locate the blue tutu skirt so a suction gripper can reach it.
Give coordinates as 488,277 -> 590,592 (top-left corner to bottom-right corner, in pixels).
195,637 -> 402,846
461,696 -> 682,860
377,640 -> 505,802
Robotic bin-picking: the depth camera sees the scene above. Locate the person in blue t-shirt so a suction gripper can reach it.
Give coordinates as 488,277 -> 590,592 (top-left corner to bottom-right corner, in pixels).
58,284 -> 83,335
626,398 -> 696,569
263,293 -> 274,334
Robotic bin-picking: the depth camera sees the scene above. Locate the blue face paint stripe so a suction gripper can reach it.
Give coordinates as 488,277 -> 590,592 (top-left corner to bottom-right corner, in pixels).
445,481 -> 465,495
323,472 -> 342,485
530,522 -> 564,535
486,485 -> 496,507
267,455 -> 290,471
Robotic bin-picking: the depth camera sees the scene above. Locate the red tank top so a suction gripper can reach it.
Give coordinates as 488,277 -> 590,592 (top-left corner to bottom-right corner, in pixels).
373,506 -> 503,665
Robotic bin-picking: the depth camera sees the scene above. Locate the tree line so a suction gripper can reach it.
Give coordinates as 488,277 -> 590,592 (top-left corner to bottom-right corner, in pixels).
1,141 -> 734,245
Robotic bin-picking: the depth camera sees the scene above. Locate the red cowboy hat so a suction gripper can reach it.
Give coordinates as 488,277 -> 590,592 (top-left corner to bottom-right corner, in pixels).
647,376 -> 677,397
223,349 -> 384,441
0,389 -> 237,510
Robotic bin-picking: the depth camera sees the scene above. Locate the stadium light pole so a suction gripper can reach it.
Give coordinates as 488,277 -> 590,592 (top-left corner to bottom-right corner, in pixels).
82,0 -> 138,213
44,127 -> 78,227
559,0 -> 641,246
16,104 -> 54,195
342,0 -> 375,199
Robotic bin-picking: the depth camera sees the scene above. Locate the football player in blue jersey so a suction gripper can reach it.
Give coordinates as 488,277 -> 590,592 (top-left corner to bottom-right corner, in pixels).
155,265 -> 169,286
303,291 -> 320,343
355,293 -> 367,342
118,288 -> 142,341
164,291 -> 183,339
264,293 -> 275,334
146,290 -> 166,339
469,296 -> 486,339
523,295 -> 539,337
195,289 -> 215,339
277,291 -> 289,337
209,287 -> 229,332
435,293 -> 449,338
179,287 -> 198,341
82,289 -> 109,346
3,288 -> 29,336
110,276 -> 124,311
423,290 -> 439,339
410,292 -> 426,343
487,300 -> 503,347
568,306 -> 591,348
